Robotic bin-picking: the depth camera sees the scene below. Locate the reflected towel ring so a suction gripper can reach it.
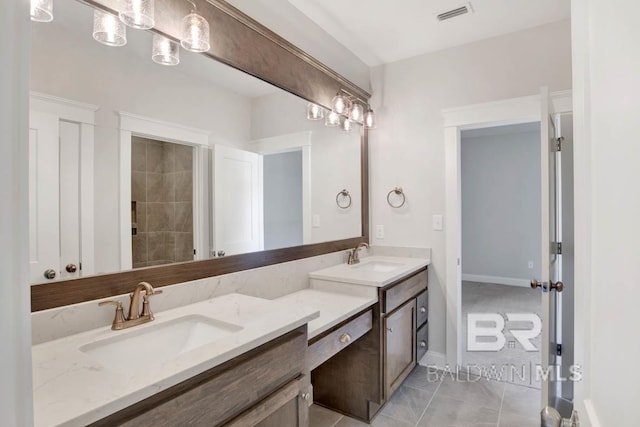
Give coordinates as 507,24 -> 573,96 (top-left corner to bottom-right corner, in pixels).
387,187 -> 406,208
336,189 -> 352,209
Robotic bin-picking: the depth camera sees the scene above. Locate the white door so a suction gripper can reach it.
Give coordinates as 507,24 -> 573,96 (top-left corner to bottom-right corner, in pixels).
212,145 -> 263,256
59,121 -> 82,280
534,87 -> 565,409
29,111 -> 60,283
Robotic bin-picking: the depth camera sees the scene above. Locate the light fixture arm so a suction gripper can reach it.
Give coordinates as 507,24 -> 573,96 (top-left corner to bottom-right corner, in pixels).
185,0 -> 197,12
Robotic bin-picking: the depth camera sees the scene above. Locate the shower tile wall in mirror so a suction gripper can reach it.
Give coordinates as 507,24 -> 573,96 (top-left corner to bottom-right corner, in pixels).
29,0 -> 362,284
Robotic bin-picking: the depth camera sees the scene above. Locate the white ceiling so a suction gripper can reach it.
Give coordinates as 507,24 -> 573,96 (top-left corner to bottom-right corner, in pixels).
285,0 -> 571,66
41,0 -> 277,98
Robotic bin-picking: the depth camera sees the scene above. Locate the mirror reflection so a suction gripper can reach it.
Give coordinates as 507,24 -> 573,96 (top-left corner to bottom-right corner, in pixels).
29,0 -> 362,284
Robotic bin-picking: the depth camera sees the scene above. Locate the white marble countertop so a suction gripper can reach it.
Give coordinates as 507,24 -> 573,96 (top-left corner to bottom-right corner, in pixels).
275,289 -> 377,339
31,293 -> 319,427
308,256 -> 430,287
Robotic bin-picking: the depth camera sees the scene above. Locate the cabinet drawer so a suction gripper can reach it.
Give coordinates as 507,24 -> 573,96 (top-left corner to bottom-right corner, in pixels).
383,269 -> 428,314
308,309 -> 373,370
416,290 -> 428,328
416,322 -> 428,362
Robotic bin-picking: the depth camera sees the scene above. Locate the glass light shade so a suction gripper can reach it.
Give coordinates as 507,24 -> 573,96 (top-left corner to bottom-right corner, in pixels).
119,0 -> 155,29
31,0 -> 53,22
331,93 -> 351,115
325,111 -> 340,127
181,12 -> 210,53
93,10 -> 127,47
341,117 -> 352,132
349,102 -> 364,124
152,35 -> 180,66
364,109 -> 376,129
306,103 -> 325,120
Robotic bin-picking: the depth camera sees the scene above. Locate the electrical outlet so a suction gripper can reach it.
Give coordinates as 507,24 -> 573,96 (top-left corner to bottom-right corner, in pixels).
432,214 -> 443,231
528,261 -> 534,269
312,214 -> 320,228
376,225 -> 385,239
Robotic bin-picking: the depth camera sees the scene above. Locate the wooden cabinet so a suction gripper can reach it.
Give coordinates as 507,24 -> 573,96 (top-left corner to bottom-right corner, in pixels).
312,267 -> 428,423
384,299 -> 416,397
90,326 -> 309,427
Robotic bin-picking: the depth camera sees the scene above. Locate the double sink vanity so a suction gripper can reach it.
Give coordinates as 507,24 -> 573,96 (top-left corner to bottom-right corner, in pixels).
32,253 -> 430,426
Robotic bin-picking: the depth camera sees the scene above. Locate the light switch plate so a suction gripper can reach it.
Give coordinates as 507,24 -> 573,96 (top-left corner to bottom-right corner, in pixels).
376,225 -> 385,239
432,214 -> 443,231
312,214 -> 320,228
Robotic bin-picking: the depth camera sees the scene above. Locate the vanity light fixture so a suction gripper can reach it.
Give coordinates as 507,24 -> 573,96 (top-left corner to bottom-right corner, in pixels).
306,103 -> 325,120
349,102 -> 364,124
181,1 -> 210,53
325,111 -> 340,127
31,0 -> 54,22
341,117 -> 352,133
152,34 -> 180,66
364,108 -> 376,129
119,0 -> 155,30
93,10 -> 127,47
331,92 -> 351,115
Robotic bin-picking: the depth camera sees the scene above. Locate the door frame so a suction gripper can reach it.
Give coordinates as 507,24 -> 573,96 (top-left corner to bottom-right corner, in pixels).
249,131 -> 312,244
118,112 -> 210,269
29,92 -> 98,277
442,90 -> 573,368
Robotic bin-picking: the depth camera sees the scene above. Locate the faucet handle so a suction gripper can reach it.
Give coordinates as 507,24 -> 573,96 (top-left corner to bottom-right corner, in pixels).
99,300 -> 126,330
141,289 -> 163,318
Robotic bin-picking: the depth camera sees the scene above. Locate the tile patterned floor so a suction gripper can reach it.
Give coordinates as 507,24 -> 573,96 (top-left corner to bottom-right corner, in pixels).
310,366 -> 540,427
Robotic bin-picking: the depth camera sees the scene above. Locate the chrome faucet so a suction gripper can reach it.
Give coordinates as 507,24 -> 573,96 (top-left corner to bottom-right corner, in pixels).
347,242 -> 370,265
99,281 -> 163,330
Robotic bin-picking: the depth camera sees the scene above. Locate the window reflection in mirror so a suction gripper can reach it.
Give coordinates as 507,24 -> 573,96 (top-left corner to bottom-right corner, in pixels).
29,0 -> 362,284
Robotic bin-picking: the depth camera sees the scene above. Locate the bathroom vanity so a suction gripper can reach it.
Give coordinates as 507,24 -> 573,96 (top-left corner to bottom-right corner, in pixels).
308,257 -> 430,423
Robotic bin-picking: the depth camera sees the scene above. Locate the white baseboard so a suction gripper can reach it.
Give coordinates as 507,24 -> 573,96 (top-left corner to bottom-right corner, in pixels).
462,274 -> 530,288
418,351 -> 446,370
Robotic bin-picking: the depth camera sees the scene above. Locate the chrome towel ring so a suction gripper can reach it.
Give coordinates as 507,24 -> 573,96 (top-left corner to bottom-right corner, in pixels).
336,189 -> 352,209
387,187 -> 406,208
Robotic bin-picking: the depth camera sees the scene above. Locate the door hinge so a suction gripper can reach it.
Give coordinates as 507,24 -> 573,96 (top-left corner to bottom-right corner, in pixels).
79,262 -> 82,271
551,242 -> 562,255
556,343 -> 562,356
552,136 -> 564,152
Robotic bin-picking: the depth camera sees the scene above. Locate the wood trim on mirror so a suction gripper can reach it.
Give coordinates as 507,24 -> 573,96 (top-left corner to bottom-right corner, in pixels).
31,0 -> 370,312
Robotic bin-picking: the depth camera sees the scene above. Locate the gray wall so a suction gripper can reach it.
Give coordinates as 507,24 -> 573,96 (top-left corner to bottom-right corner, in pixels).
263,151 -> 303,250
461,123 -> 541,283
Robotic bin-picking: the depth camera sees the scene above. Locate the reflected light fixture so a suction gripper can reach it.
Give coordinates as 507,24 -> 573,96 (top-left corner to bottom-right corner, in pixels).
152,34 -> 180,66
31,0 -> 54,22
364,109 -> 376,129
341,117 -> 352,132
93,10 -> 127,47
306,103 -> 325,120
325,111 -> 340,127
349,102 -> 364,124
331,92 -> 351,115
181,1 -> 210,53
119,0 -> 155,30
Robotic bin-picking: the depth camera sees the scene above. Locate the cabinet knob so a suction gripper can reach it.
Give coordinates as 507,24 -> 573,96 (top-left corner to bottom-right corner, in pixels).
43,269 -> 56,280
386,327 -> 393,333
420,341 -> 427,348
339,333 -> 352,343
420,307 -> 426,313
66,263 -> 77,273
301,393 -> 310,401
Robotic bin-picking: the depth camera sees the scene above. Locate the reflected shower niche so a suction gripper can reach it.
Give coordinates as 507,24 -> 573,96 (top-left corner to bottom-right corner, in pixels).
131,137 -> 194,268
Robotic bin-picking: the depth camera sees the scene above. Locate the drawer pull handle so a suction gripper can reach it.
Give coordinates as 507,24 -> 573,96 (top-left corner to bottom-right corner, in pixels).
339,333 -> 352,343
420,307 -> 427,313
420,341 -> 427,348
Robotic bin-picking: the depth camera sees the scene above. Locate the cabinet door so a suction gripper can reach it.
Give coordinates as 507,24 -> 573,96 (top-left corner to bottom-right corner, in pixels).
384,299 -> 416,397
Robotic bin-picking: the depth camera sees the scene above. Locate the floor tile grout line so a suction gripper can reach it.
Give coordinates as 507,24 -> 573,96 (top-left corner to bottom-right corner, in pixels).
496,379 -> 507,427
413,378 -> 443,426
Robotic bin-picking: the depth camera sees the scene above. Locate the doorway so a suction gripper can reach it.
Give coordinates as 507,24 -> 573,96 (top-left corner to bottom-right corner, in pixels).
460,122 -> 542,390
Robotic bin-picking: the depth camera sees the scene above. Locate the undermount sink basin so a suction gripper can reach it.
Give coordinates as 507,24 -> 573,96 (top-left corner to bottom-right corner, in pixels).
80,315 -> 243,374
352,260 -> 404,272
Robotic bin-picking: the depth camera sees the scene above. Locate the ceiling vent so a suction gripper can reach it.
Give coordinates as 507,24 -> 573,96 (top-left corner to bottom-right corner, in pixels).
437,3 -> 473,22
